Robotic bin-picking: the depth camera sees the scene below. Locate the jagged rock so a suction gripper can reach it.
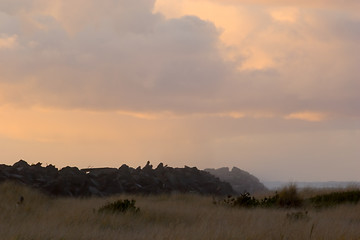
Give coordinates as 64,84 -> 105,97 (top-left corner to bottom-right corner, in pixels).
156,163 -> 164,170
49,167 -> 86,196
13,160 -> 30,171
83,168 -> 118,178
143,161 -> 153,170
205,167 -> 268,194
119,164 -> 130,171
0,160 -> 235,197
45,164 -> 58,178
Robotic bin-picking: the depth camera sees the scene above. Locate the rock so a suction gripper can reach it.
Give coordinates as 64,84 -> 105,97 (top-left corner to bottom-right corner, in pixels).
205,167 -> 268,194
0,160 -> 235,197
156,163 -> 164,170
142,161 -> 153,173
13,160 -> 30,171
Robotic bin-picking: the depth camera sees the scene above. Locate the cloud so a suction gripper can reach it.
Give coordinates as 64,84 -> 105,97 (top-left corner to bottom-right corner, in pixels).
189,0 -> 360,10
0,34 -> 18,49
0,1 -> 237,114
269,7 -> 299,23
0,0 -> 359,121
285,111 -> 327,122
1,0 -> 360,183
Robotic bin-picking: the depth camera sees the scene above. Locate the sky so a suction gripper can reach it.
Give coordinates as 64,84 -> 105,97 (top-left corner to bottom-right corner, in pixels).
0,0 -> 359,182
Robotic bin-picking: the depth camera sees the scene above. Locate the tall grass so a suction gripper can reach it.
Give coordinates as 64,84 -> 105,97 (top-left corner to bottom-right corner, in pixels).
277,184 -> 303,208
1,181 -> 360,239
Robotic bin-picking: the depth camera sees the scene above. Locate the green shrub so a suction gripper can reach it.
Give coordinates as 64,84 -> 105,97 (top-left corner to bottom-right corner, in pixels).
277,184 -> 303,208
99,199 -> 140,214
232,192 -> 259,208
222,184 -> 303,209
309,190 -> 360,208
259,193 -> 279,208
221,186 -> 360,210
223,192 -> 279,208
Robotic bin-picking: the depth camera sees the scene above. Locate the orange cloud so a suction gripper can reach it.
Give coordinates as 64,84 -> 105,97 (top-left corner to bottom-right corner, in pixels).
185,0 -> 360,11
154,0 -> 290,71
154,0 -> 251,64
270,7 -> 299,23
0,35 -> 18,49
285,111 -> 327,122
116,111 -> 176,120
216,111 -> 275,119
1,0 -> 359,119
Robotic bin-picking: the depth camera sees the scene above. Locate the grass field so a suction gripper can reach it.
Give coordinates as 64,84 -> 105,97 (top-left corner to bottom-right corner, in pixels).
1,181 -> 360,240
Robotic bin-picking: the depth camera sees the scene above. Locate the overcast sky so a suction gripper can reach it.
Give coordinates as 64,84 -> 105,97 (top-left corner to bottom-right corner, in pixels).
0,0 -> 359,181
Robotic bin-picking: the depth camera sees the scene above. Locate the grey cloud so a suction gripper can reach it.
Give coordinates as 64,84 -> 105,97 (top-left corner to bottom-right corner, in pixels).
0,1 -> 232,113
0,0 -> 33,15
0,0 -> 359,119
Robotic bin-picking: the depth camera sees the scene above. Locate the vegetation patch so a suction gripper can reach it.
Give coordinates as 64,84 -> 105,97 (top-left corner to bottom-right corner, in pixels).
223,192 -> 280,208
98,199 -> 140,214
277,184 -> 303,208
309,190 -> 360,208
222,184 -> 302,208
221,185 -> 360,209
2,182 -> 360,239
223,193 -> 258,208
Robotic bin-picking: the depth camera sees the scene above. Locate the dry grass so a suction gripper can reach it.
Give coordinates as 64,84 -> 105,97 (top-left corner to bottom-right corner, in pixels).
1,181 -> 360,240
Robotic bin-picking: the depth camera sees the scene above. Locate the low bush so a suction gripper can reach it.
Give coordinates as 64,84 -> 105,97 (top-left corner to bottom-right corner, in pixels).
223,192 -> 279,208
309,190 -> 360,208
227,192 -> 259,208
259,193 -> 280,208
98,199 -> 140,214
277,184 -> 303,208
222,185 -> 360,210
222,184 -> 303,209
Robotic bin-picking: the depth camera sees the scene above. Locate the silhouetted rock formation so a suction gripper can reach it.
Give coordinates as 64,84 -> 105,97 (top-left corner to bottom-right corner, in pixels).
0,160 -> 234,197
205,167 -> 268,194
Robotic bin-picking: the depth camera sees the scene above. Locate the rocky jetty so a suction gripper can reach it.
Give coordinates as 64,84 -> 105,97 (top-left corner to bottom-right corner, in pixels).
205,167 -> 268,194
0,160 -> 234,197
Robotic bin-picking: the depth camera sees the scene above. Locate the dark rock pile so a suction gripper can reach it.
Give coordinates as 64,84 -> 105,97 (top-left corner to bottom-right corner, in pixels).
0,160 -> 234,197
205,167 -> 268,194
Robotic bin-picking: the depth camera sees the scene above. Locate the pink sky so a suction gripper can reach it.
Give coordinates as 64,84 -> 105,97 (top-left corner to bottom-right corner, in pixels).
0,0 -> 359,181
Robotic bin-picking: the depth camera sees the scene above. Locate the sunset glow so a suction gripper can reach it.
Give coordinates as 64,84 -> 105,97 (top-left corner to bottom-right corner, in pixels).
0,0 -> 359,181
